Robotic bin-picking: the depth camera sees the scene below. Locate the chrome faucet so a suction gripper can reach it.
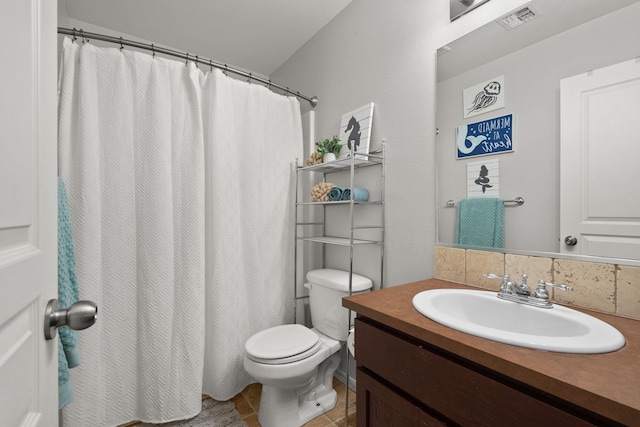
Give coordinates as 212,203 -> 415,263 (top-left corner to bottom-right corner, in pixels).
483,273 -> 573,308
484,273 -> 529,296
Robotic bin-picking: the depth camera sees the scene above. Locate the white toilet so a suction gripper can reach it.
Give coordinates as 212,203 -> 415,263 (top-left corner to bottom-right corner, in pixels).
244,268 -> 372,427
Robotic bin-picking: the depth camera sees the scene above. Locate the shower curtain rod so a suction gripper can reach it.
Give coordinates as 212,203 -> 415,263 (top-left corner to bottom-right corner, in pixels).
58,27 -> 318,108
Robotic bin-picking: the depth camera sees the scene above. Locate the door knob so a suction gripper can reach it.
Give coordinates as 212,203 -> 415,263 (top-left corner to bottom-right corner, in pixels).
44,299 -> 98,340
564,235 -> 578,246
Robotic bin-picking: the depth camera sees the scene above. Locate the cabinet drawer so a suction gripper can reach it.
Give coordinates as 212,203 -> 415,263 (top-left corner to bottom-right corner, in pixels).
355,318 -> 597,427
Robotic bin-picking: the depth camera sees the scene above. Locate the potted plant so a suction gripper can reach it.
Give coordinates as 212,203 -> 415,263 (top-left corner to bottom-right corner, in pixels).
315,135 -> 342,162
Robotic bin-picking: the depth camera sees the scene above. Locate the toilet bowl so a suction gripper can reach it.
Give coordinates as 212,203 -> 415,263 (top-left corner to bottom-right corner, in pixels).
244,325 -> 341,426
243,269 -> 372,427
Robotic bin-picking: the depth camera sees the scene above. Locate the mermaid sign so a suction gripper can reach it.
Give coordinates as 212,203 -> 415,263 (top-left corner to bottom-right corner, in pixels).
456,114 -> 514,159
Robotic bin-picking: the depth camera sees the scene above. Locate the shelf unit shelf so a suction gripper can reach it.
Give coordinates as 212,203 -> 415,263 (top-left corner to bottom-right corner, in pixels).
296,150 -> 383,174
296,200 -> 383,206
296,236 -> 383,246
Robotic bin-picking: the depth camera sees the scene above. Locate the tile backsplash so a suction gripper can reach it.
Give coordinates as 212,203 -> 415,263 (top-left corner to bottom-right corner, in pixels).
435,246 -> 640,320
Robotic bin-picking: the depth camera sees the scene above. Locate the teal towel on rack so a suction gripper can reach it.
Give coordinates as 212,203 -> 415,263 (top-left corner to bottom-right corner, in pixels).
341,188 -> 369,201
58,178 -> 81,409
328,186 -> 345,201
455,198 -> 504,248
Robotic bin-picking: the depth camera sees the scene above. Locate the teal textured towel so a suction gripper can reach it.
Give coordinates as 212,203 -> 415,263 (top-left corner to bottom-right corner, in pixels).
329,186 -> 345,201
455,198 -> 504,248
341,188 -> 369,201
58,178 -> 81,409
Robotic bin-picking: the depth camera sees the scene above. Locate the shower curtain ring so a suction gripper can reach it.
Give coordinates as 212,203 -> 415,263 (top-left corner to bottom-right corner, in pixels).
151,44 -> 155,58
248,73 -> 252,84
209,59 -> 213,72
119,37 -> 124,51
195,55 -> 199,68
224,64 -> 228,76
72,28 -> 77,42
185,53 -> 189,66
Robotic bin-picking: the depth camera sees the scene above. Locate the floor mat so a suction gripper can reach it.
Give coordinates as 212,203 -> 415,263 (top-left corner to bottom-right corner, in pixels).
137,398 -> 247,427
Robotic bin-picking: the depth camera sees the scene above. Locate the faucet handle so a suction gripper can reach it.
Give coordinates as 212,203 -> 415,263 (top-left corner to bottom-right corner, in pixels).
534,280 -> 574,299
536,280 -> 573,291
484,273 -> 510,292
483,273 -> 508,280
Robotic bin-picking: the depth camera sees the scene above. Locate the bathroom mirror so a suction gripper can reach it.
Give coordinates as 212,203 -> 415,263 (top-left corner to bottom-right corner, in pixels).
436,0 -> 640,264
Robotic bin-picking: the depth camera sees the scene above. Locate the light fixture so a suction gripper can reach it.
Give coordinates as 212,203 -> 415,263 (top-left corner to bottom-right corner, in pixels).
450,0 -> 492,21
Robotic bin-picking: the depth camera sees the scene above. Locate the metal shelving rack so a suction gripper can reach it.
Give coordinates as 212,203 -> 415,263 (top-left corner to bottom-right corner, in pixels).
294,143 -> 385,426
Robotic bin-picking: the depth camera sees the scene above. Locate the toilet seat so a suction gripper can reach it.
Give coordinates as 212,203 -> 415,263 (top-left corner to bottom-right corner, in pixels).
245,324 -> 321,365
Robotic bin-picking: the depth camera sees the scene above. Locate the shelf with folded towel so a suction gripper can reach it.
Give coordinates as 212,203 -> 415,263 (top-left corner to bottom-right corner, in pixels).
297,236 -> 383,246
445,196 -> 524,207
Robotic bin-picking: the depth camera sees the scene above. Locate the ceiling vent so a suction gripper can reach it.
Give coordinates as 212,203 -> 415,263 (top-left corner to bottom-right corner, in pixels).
497,4 -> 540,30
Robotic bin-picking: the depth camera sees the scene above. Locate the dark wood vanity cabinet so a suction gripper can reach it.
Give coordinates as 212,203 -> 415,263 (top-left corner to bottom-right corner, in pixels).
355,317 -> 620,427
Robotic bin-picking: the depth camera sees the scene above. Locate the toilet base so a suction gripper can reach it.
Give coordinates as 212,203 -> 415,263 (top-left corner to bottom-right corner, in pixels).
256,352 -> 341,427
299,387 -> 337,425
258,384 -> 337,427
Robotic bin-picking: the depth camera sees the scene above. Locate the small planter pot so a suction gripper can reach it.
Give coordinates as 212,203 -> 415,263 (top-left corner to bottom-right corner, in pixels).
323,153 -> 336,162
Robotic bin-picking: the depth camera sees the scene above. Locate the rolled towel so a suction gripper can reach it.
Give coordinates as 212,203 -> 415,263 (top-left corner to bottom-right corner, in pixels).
328,186 -> 345,201
342,188 -> 369,201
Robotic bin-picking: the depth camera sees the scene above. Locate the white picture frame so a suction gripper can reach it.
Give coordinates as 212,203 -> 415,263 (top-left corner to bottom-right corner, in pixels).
467,158 -> 500,198
338,102 -> 374,159
463,75 -> 505,119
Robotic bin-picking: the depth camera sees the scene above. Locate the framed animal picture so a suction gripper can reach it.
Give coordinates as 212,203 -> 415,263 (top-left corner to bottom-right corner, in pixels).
467,158 -> 500,198
338,102 -> 374,159
463,75 -> 505,119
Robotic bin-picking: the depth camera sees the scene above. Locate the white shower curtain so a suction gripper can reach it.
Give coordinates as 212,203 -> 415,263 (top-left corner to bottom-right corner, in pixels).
202,70 -> 299,399
57,38 -> 301,426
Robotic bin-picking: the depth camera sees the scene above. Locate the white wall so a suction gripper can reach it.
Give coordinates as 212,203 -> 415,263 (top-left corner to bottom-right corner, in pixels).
54,0 -> 538,400
437,3 -> 640,253
58,0 -> 534,287
272,0 -> 529,287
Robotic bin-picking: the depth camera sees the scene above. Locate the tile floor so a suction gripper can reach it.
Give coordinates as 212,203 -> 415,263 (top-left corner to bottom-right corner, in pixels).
231,378 -> 356,427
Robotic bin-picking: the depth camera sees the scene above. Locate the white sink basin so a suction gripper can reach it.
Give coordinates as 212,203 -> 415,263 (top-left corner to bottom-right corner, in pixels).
412,289 -> 625,354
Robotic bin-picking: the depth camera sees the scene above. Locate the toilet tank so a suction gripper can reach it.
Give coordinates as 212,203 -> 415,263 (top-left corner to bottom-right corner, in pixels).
305,269 -> 373,341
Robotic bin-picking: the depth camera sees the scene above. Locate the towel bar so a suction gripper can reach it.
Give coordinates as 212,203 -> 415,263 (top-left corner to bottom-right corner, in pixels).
445,197 -> 524,207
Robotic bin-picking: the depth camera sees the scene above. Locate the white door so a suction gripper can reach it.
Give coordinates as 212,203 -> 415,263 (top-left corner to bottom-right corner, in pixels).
560,58 -> 640,259
0,0 -> 58,426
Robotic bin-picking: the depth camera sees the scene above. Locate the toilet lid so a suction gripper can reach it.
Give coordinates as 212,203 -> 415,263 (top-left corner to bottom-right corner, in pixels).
245,324 -> 320,364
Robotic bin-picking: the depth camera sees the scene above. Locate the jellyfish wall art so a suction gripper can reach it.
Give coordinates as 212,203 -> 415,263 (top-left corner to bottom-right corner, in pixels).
463,75 -> 505,119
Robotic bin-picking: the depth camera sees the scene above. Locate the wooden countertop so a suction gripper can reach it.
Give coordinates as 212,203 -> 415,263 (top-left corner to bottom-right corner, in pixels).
343,279 -> 640,426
